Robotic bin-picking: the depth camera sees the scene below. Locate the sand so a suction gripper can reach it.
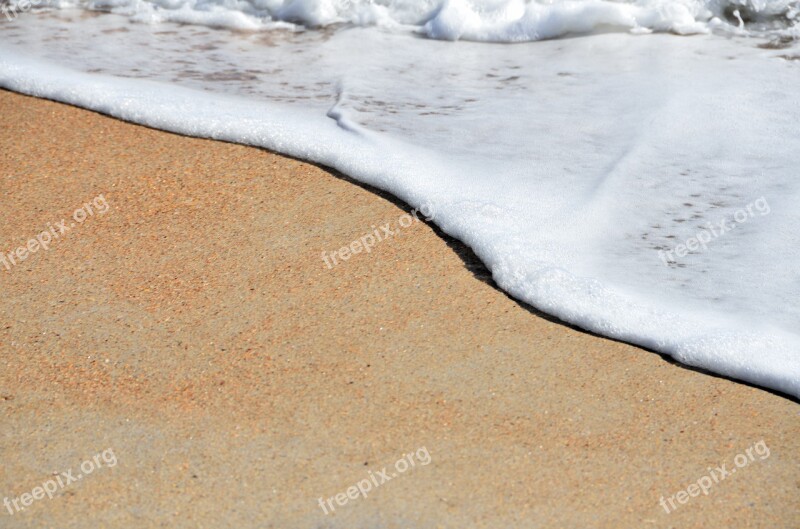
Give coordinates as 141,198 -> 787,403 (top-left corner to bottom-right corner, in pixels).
0,89 -> 797,529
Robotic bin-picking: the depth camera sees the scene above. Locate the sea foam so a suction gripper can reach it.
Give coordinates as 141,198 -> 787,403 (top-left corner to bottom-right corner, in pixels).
3,0 -> 800,39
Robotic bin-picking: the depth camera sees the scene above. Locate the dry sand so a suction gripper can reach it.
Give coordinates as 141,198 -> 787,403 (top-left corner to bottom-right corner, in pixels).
0,90 -> 798,529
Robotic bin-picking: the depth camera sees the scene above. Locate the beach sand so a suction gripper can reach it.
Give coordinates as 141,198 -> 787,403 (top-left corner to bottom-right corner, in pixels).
0,89 -> 797,528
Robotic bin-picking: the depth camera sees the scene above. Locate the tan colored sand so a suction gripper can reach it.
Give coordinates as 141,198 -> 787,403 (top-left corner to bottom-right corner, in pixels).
0,90 -> 797,529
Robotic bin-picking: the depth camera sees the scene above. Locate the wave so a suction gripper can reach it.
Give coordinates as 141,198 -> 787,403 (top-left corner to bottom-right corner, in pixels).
7,0 -> 800,40
1,3 -> 799,399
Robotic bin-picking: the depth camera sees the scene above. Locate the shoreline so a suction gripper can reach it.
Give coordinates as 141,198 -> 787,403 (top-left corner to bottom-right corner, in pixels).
1,89 -> 798,528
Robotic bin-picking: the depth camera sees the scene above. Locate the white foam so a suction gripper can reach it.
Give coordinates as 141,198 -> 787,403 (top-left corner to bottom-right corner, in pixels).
4,0 -> 799,39
0,9 -> 799,398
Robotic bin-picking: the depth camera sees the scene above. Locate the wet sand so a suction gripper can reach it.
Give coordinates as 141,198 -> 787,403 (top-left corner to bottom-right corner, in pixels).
0,90 -> 798,529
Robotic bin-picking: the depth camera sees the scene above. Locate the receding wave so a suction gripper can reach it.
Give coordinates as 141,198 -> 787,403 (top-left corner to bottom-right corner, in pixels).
1,0 -> 799,398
